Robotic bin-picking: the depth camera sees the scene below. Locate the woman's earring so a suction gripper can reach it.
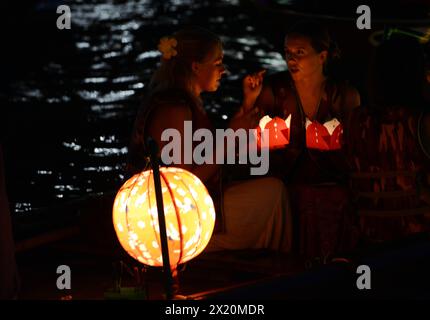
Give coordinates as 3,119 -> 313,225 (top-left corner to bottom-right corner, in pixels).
192,62 -> 200,75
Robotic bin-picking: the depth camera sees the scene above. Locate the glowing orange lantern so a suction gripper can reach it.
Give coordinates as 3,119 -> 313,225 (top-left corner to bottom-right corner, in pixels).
112,167 -> 216,267
256,115 -> 291,150
305,118 -> 343,150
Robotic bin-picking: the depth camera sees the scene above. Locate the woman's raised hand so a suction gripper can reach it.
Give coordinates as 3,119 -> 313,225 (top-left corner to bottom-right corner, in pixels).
242,70 -> 266,110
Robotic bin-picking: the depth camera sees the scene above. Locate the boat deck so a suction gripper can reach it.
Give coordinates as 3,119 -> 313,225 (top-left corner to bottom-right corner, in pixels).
16,230 -> 430,300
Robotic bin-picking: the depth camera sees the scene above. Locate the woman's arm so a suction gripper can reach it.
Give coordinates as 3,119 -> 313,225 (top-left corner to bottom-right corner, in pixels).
229,73 -> 275,131
344,86 -> 361,111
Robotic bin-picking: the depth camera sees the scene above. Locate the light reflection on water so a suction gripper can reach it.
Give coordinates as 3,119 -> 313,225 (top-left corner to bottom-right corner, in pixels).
7,0 -> 287,215
46,96 -> 72,104
83,165 -> 123,172
112,75 -> 139,83
76,42 -> 91,49
77,90 -> 136,103
37,170 -> 53,175
131,83 -> 145,89
84,77 -> 108,84
70,1 -> 157,27
90,62 -> 110,70
136,51 -> 161,61
96,135 -> 118,143
15,203 -> 33,214
63,142 -> 82,151
92,147 -> 128,157
54,185 -> 80,192
89,104 -> 123,112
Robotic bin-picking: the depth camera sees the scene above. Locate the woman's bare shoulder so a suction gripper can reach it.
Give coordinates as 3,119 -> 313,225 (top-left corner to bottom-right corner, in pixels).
149,101 -> 192,128
345,85 -> 361,107
333,82 -> 361,112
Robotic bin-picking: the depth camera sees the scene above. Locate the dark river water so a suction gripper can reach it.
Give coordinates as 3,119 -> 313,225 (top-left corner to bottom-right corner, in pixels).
2,0 -> 429,235
3,0 -> 289,223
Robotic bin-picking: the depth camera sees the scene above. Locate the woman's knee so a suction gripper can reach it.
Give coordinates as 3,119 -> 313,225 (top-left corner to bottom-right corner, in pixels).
264,177 -> 288,197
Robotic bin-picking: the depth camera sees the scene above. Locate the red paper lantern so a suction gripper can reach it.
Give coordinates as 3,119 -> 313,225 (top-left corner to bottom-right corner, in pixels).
256,115 -> 291,150
305,118 -> 343,150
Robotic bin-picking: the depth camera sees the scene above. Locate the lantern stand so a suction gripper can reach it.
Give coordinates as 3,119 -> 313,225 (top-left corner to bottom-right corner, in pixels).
146,137 -> 179,300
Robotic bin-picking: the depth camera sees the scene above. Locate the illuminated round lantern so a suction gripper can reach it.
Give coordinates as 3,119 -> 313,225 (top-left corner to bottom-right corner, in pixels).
256,115 -> 291,150
112,167 -> 216,267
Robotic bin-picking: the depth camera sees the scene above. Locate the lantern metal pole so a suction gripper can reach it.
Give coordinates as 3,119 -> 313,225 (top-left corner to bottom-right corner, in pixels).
147,137 -> 174,300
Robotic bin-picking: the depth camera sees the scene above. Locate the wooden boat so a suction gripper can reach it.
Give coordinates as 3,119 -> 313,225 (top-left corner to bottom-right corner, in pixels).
11,190 -> 430,300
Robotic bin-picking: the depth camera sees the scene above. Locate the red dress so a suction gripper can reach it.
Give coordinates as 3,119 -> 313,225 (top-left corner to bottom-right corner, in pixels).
264,71 -> 359,259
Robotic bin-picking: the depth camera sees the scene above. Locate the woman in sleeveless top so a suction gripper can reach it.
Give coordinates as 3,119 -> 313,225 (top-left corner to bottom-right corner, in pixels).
255,21 -> 361,260
128,27 -> 292,253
